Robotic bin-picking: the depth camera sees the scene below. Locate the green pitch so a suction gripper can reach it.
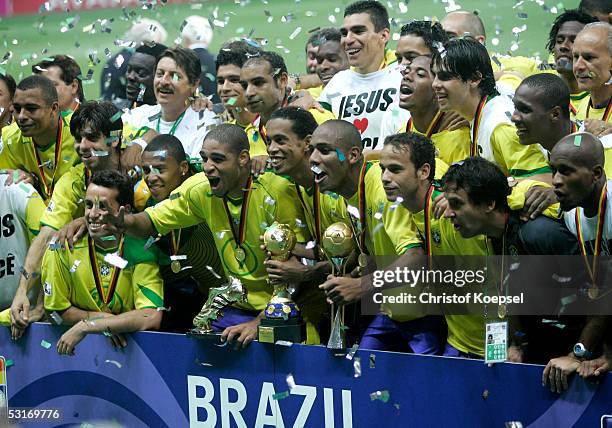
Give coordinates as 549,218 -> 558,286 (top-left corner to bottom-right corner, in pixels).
0,0 -> 579,100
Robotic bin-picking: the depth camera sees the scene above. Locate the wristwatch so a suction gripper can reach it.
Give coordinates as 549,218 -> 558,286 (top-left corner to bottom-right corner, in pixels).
573,342 -> 592,359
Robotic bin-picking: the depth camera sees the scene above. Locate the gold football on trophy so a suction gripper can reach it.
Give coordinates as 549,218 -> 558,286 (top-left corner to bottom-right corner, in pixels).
322,222 -> 355,258
263,223 -> 297,260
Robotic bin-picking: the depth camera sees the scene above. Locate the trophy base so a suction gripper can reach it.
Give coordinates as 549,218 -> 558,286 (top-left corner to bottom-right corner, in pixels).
186,328 -> 223,343
258,316 -> 305,344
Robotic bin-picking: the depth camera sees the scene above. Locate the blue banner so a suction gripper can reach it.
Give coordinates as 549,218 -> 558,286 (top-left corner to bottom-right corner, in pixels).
1,323 -> 612,427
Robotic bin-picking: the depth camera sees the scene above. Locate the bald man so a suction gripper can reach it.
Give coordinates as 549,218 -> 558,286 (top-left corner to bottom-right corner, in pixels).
312,120 -> 447,353
441,11 -> 540,93
573,23 -> 612,130
544,132 -> 612,393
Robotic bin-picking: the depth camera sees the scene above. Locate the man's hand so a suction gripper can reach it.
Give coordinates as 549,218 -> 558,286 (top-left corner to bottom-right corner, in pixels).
542,355 -> 580,393
57,321 -> 88,356
507,345 -> 524,363
265,256 -> 310,283
439,111 -> 470,132
584,119 -> 612,138
220,318 -> 260,349
190,94 -> 214,112
10,290 -> 32,339
251,155 -> 268,177
107,333 -> 128,349
522,186 -> 556,220
319,275 -> 363,305
432,193 -> 450,219
54,217 -> 87,251
577,355 -> 610,378
4,169 -> 35,187
288,91 -> 324,113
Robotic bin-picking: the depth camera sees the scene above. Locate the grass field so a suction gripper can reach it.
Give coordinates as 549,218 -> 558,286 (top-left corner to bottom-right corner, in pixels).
0,0 -> 580,100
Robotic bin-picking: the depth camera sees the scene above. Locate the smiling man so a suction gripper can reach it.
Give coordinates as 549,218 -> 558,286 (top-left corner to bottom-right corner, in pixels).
121,47 -> 218,161
215,40 -> 260,128
305,28 -> 350,99
0,75 -> 79,202
125,43 -> 168,109
544,10 -> 597,117
8,101 -> 134,340
42,170 -> 164,356
379,21 -> 471,165
431,38 -> 551,182
113,124 -> 310,347
573,23 -> 612,124
32,55 -> 84,115
317,0 -> 401,151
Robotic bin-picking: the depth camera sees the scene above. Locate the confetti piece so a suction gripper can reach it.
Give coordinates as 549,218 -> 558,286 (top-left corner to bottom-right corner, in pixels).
353,357 -> 362,378
286,373 -> 296,390
336,148 -> 346,161
369,354 -> 376,368
345,343 -> 359,360
104,253 -> 128,269
195,358 -> 213,367
275,340 -> 293,347
40,340 -> 52,349
273,391 -> 290,400
206,265 -> 222,279
156,306 -> 171,312
216,341 -> 228,347
289,27 -> 302,40
105,359 -> 122,368
101,235 -> 117,241
305,241 -> 316,249
370,390 -> 390,403
574,135 -> 582,147
92,150 -> 109,157
311,165 -> 323,175
69,260 -> 81,273
50,311 -> 63,325
346,204 -> 360,219
5,359 -> 13,368
264,196 -> 276,206
150,150 -> 167,159
143,235 -> 160,250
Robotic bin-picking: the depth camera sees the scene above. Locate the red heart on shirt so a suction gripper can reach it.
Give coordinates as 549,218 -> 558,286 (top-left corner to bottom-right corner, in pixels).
353,118 -> 369,134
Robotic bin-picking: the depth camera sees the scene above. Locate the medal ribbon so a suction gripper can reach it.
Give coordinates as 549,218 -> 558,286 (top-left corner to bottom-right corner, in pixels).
357,161 -> 368,254
32,117 -> 63,198
88,235 -> 125,308
170,229 -> 182,256
587,97 -> 612,122
406,110 -> 444,138
575,182 -> 607,285
222,176 -> 253,253
155,110 -> 186,135
423,185 -> 435,259
295,183 -> 322,245
470,96 -> 489,157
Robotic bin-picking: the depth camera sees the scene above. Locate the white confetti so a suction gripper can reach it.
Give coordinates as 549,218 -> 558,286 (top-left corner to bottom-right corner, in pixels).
69,260 -> 81,273
206,266 -> 222,279
104,253 -> 128,269
105,359 -> 122,368
289,27 -> 302,40
353,357 -> 362,378
286,373 -> 296,390
346,205 -> 360,219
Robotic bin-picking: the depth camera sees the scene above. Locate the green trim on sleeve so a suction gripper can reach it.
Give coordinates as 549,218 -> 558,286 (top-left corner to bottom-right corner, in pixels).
319,102 -> 333,112
508,166 -> 552,178
137,284 -> 164,308
39,222 -> 59,231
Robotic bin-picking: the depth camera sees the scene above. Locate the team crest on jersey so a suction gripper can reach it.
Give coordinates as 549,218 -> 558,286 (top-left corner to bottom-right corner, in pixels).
46,201 -> 55,212
100,264 -> 111,276
43,281 -> 52,296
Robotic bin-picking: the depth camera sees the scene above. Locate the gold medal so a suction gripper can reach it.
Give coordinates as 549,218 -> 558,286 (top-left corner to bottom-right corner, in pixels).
497,303 -> 507,319
588,286 -> 599,300
235,247 -> 246,263
358,253 -> 368,268
171,260 -> 181,273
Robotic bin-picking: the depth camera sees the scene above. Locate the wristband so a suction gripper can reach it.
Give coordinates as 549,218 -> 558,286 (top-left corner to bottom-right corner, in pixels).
130,138 -> 148,150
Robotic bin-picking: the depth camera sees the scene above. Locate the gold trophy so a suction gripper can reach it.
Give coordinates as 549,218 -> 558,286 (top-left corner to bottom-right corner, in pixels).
321,222 -> 356,350
258,223 -> 305,343
188,276 -> 247,339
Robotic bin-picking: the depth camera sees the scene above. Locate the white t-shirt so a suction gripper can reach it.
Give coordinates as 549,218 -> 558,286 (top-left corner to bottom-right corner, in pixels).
0,175 -> 40,309
563,180 -> 612,255
122,104 -> 220,160
379,103 -> 411,142
318,66 -> 403,151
